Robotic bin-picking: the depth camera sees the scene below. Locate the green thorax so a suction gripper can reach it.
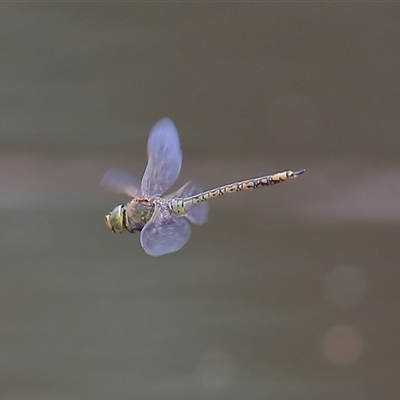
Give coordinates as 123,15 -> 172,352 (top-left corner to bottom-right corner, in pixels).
126,200 -> 155,227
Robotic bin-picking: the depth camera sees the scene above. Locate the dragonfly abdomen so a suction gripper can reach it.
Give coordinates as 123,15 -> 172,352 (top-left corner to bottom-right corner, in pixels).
168,169 -> 305,215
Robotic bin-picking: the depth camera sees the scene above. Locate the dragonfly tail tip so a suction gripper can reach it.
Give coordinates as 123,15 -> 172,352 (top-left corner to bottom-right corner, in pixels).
293,169 -> 306,176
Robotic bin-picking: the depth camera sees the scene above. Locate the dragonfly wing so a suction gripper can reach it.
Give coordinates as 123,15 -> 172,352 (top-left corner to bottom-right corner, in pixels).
141,118 -> 182,198
140,203 -> 191,256
167,181 -> 208,225
101,168 -> 142,198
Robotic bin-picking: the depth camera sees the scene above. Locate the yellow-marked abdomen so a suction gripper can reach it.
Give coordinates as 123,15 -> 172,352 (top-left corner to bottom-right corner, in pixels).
168,169 -> 305,214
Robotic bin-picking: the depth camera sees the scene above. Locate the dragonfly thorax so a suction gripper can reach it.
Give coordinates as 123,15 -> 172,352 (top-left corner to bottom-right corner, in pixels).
105,200 -> 155,234
123,199 -> 155,233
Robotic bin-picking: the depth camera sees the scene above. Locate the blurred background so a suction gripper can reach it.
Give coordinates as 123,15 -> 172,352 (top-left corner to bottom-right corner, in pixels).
1,3 -> 400,399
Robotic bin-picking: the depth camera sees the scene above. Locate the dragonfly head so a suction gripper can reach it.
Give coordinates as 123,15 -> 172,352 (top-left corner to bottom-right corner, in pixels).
105,205 -> 126,233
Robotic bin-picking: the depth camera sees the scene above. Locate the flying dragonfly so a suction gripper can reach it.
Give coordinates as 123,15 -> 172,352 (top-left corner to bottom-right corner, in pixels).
101,118 -> 305,256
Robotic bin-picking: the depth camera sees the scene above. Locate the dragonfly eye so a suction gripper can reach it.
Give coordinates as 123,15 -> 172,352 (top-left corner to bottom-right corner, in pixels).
104,205 -> 125,234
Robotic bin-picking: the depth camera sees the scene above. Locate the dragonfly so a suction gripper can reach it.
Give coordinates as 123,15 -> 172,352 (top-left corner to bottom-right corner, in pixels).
101,118 -> 305,256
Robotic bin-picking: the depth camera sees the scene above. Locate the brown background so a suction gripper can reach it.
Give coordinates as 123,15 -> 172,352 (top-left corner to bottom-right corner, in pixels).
1,3 -> 400,399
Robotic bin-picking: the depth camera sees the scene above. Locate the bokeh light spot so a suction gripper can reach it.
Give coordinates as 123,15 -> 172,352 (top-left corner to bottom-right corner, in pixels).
323,325 -> 363,365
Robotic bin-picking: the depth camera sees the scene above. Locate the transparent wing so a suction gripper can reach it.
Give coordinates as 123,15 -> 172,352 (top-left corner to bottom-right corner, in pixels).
167,181 -> 208,225
100,168 -> 142,198
141,118 -> 182,198
140,202 -> 191,256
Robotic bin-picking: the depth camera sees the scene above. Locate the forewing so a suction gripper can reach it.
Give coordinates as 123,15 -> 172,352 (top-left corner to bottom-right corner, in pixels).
100,168 -> 142,198
167,181 -> 208,225
141,118 -> 182,198
140,203 -> 191,256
